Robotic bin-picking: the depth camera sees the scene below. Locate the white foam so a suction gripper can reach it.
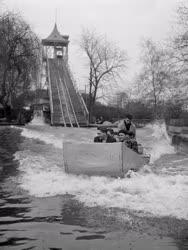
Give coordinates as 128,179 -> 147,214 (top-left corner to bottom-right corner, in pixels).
30,112 -> 45,126
19,113 -> 63,147
20,121 -> 174,164
145,122 -> 175,163
171,158 -> 188,163
21,127 -> 63,149
15,150 -> 188,220
14,120 -> 188,220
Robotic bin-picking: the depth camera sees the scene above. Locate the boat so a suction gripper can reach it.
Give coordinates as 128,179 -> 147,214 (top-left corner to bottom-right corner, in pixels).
63,142 -> 150,177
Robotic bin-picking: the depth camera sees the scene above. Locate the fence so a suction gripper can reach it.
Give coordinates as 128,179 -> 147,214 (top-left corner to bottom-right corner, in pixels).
168,119 -> 188,127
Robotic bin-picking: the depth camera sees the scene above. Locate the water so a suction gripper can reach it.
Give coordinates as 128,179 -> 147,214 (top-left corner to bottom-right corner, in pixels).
0,119 -> 188,250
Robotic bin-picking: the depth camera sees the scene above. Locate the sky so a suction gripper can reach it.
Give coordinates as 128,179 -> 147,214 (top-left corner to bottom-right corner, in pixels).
2,0 -> 183,91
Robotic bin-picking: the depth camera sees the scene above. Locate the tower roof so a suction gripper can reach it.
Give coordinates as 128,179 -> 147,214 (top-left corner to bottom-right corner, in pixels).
42,23 -> 69,46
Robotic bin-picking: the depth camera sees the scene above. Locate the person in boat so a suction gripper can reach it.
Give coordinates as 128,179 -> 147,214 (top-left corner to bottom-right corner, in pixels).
118,114 -> 136,139
118,130 -> 129,142
94,128 -> 107,143
118,130 -> 138,152
94,128 -> 116,143
106,128 -> 117,143
96,116 -> 104,124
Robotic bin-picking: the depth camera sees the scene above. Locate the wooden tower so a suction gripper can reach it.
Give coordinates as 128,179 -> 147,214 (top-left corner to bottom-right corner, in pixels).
41,24 -> 88,127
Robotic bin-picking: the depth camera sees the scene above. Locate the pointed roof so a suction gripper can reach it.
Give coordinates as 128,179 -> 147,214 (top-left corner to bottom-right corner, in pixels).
42,23 -> 69,46
46,23 -> 63,41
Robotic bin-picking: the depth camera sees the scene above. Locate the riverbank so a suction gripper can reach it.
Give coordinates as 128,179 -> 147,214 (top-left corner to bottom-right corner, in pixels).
166,124 -> 188,154
0,121 -> 25,126
167,124 -> 188,141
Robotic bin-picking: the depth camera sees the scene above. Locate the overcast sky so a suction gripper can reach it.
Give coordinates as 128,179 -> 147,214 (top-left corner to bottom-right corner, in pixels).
2,0 -> 182,90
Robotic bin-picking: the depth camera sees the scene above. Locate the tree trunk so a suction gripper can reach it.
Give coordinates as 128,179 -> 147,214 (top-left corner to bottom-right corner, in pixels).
0,68 -> 8,105
89,104 -> 93,123
88,64 -> 94,123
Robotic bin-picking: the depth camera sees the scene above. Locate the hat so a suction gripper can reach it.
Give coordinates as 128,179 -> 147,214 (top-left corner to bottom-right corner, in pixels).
107,128 -> 114,134
125,114 -> 133,120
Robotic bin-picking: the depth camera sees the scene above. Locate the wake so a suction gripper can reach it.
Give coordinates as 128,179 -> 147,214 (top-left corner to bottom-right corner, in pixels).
13,120 -> 188,220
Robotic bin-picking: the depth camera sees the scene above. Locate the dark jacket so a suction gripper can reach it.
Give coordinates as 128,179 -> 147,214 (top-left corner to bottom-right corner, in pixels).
94,136 -> 103,143
106,135 -> 116,143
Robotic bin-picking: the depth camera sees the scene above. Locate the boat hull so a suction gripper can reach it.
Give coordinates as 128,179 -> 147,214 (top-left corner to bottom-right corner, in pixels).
63,142 -> 148,177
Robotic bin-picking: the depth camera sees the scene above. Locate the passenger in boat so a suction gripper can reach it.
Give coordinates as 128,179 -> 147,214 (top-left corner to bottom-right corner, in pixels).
118,130 -> 138,152
106,128 -> 117,143
96,116 -> 104,124
118,130 -> 129,142
94,128 -> 117,143
118,114 -> 136,138
94,128 -> 107,143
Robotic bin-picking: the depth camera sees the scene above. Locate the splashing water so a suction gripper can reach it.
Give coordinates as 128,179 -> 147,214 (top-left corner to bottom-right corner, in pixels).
14,121 -> 188,220
21,126 -> 63,148
30,111 -> 46,126
144,122 -> 175,163
15,149 -> 188,220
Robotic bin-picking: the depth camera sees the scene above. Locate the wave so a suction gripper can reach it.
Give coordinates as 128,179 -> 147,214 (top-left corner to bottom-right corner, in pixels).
20,120 -> 175,163
144,121 -> 175,163
13,120 -> 188,220
30,111 -> 46,126
14,149 -> 188,220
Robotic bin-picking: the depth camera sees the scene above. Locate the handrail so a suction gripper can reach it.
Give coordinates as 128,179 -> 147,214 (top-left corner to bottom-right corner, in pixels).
69,67 -> 89,118
70,67 -> 88,114
47,58 -> 54,125
80,93 -> 89,118
53,62 -> 66,127
57,69 -> 73,127
65,60 -> 89,116
60,65 -> 79,127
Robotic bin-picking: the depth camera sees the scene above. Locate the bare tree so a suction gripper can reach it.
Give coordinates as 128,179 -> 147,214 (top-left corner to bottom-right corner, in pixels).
176,2 -> 188,29
79,29 -> 128,122
172,2 -> 188,75
135,39 -> 175,118
0,12 -> 40,109
163,2 -> 188,105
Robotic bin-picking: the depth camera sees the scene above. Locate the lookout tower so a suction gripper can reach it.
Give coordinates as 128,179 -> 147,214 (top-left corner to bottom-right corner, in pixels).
40,24 -> 88,127
42,23 -> 69,62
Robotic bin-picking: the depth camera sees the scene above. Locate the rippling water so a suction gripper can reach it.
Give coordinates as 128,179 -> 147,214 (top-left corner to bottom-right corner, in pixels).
0,118 -> 188,250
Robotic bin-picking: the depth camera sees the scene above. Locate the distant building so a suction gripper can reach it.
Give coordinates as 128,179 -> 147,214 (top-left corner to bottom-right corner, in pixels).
108,91 -> 128,108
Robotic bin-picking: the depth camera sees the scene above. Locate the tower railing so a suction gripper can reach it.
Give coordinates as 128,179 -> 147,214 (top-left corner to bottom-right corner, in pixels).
46,57 -> 54,125
64,60 -> 89,120
51,60 -> 67,126
59,63 -> 79,127
55,76 -> 66,127
57,70 -> 73,127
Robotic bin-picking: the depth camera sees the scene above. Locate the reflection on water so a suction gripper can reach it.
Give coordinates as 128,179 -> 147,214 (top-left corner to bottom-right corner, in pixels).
0,126 -> 188,250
